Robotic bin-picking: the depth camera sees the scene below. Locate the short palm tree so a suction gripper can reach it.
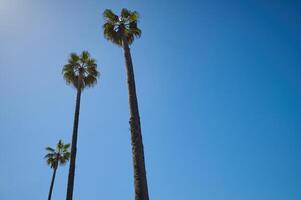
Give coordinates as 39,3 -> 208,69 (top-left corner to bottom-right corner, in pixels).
45,140 -> 70,200
103,9 -> 149,200
63,51 -> 99,200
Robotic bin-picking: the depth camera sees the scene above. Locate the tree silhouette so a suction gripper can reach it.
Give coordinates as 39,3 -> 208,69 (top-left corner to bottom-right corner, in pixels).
103,9 -> 149,200
45,140 -> 70,200
63,51 -> 99,200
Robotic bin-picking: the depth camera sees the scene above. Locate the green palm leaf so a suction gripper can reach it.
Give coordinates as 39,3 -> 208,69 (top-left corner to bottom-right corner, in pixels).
103,8 -> 141,47
45,147 -> 55,152
103,9 -> 119,23
44,140 -> 71,169
62,51 -> 100,90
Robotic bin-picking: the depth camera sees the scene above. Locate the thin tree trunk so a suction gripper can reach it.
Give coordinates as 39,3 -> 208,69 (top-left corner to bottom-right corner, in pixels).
66,80 -> 82,200
122,39 -> 149,200
48,165 -> 58,200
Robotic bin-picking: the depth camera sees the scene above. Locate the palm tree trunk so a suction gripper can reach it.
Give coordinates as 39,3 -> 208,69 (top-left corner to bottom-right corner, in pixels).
48,166 -> 58,200
122,39 -> 149,200
66,81 -> 82,200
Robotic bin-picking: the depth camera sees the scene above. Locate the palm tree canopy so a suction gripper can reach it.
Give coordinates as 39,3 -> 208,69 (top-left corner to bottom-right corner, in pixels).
103,8 -> 141,46
62,51 -> 100,90
45,140 -> 71,168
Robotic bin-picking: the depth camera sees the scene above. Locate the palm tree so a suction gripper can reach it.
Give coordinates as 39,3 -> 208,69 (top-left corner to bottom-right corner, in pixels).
45,140 -> 71,200
103,9 -> 149,200
63,51 -> 99,200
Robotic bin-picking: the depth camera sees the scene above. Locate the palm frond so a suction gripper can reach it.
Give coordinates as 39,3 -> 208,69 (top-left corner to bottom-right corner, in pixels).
45,147 -> 55,152
63,71 -> 76,86
121,8 -> 131,19
57,140 -> 64,150
128,11 -> 139,22
103,9 -> 119,23
129,21 -> 141,37
44,140 -> 71,169
62,51 -> 99,90
83,75 -> 97,88
59,159 -> 68,165
87,65 -> 99,77
46,157 -> 57,168
80,51 -> 90,64
44,153 -> 56,159
64,152 -> 71,159
103,22 -> 123,46
64,144 -> 71,150
102,8 -> 141,46
69,53 -> 79,62
86,58 -> 96,67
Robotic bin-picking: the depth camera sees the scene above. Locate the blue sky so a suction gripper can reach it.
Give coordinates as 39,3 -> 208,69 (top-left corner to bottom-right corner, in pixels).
0,0 -> 300,199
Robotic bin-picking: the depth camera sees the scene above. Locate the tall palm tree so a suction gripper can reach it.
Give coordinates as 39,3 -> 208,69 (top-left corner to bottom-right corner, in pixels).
63,51 -> 99,200
103,9 -> 149,200
45,140 -> 71,200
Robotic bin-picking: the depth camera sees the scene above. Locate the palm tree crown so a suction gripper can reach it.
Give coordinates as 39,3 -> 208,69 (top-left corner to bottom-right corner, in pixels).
103,8 -> 141,46
45,140 -> 71,169
62,51 -> 99,90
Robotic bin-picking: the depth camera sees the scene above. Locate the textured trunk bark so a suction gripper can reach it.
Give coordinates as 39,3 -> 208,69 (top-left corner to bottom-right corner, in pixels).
66,79 -> 82,200
48,164 -> 58,200
122,39 -> 149,200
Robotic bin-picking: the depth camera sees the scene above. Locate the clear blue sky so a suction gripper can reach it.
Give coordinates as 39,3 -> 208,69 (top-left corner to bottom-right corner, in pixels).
0,0 -> 300,199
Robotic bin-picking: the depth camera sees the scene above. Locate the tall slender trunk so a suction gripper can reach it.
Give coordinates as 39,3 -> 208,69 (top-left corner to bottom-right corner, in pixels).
66,79 -> 82,200
122,39 -> 149,200
48,164 -> 58,200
